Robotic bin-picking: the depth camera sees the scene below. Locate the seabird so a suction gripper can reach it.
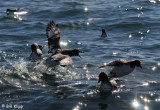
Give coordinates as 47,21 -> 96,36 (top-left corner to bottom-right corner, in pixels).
98,72 -> 117,92
6,8 -> 19,15
101,29 -> 108,37
43,53 -> 73,67
42,20 -> 82,67
29,43 -> 43,62
99,59 -> 142,78
56,49 -> 81,58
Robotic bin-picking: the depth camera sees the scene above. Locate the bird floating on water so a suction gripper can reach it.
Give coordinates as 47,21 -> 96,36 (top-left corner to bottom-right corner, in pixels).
101,29 -> 108,37
29,43 -> 44,62
98,72 -> 117,92
6,8 -> 20,15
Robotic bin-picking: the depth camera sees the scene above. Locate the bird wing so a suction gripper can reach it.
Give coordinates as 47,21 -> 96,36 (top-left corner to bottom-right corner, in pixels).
46,20 -> 61,54
99,59 -> 125,68
51,54 -> 73,66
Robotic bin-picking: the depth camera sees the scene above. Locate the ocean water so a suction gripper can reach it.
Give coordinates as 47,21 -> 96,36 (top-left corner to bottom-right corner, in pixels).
0,0 -> 160,110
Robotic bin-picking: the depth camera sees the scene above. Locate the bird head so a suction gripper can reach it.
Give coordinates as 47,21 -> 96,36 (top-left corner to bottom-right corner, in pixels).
98,72 -> 109,83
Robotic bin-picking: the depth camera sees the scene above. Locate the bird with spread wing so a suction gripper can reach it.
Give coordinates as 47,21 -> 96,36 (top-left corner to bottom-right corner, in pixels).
99,59 -> 142,78
42,20 -> 82,67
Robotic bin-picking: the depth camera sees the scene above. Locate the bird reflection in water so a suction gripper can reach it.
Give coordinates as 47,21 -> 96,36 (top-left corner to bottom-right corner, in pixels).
99,91 -> 112,100
98,91 -> 111,110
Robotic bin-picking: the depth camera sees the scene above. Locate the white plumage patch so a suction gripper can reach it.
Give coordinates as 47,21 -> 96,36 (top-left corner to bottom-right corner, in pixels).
60,57 -> 73,65
14,11 -> 28,15
36,49 -> 42,55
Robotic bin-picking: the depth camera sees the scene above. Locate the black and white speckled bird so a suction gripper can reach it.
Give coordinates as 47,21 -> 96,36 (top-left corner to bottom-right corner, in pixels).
43,20 -> 82,67
29,43 -> 43,62
98,72 -> 117,92
101,29 -> 108,37
99,59 -> 142,78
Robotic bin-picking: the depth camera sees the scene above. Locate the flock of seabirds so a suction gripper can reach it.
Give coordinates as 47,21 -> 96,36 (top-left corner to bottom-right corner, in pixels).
6,8 -> 142,92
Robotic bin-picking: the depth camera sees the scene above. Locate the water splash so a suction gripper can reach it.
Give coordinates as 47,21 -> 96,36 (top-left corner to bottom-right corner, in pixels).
34,62 -> 48,74
0,66 -> 12,75
14,15 -> 22,20
6,59 -> 29,74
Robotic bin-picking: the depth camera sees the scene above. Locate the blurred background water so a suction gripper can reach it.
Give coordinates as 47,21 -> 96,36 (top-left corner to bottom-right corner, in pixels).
0,0 -> 160,110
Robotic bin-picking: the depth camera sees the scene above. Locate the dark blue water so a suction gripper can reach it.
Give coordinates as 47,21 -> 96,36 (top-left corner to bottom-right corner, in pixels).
0,0 -> 160,110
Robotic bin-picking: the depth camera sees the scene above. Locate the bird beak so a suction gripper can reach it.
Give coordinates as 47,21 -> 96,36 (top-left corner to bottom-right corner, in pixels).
99,65 -> 105,68
38,45 -> 44,50
48,50 -> 52,54
78,54 -> 81,58
139,65 -> 142,69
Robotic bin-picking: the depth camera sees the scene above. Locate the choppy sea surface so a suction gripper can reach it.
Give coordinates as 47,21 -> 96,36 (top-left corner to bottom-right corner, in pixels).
0,0 -> 160,110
